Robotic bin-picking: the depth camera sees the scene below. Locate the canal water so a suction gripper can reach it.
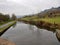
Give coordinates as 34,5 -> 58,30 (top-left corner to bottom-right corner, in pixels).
1,22 -> 60,45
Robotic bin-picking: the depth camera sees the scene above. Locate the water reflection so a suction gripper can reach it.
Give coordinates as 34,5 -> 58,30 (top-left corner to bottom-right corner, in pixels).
37,25 -> 56,33
28,24 -> 42,44
28,24 -> 34,31
1,22 -> 60,45
28,24 -> 60,43
12,22 -> 17,28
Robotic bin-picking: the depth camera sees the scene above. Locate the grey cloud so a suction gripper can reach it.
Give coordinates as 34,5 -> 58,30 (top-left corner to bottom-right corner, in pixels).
0,0 -> 60,16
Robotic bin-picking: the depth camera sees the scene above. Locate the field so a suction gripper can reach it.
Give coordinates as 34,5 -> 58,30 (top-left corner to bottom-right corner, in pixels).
39,17 -> 60,24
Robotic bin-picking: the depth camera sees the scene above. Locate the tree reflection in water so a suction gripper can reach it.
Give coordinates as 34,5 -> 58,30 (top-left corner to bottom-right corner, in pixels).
12,22 -> 17,28
28,24 -> 60,43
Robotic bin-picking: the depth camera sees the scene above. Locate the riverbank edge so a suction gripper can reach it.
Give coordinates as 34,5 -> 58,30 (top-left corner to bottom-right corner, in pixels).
56,29 -> 60,41
20,20 -> 60,30
0,21 -> 16,36
19,20 -> 60,40
20,20 -> 60,41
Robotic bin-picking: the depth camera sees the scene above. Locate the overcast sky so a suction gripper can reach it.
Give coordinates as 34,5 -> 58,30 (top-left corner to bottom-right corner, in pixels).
0,0 -> 60,16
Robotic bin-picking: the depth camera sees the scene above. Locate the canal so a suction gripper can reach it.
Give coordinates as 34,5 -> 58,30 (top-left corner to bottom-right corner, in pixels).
1,22 -> 60,45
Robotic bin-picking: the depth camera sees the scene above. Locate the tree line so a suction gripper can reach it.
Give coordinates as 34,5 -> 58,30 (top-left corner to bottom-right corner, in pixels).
0,13 -> 17,23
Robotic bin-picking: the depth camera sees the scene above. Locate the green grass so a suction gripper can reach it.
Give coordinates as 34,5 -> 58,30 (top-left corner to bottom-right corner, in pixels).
39,17 -> 60,24
0,24 -> 10,32
0,22 -> 6,26
0,20 -> 12,26
0,21 -> 16,32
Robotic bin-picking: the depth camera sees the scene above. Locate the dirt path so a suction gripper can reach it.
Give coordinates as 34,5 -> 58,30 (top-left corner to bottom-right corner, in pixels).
0,22 -> 14,28
0,38 -> 15,45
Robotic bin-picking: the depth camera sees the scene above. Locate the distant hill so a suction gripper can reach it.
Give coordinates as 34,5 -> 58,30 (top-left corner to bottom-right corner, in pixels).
37,7 -> 60,17
19,7 -> 60,18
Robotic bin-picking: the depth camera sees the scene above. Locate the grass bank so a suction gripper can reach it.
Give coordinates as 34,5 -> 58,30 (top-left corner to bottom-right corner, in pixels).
0,20 -> 12,26
19,16 -> 60,41
0,21 -> 16,36
20,16 -> 60,31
